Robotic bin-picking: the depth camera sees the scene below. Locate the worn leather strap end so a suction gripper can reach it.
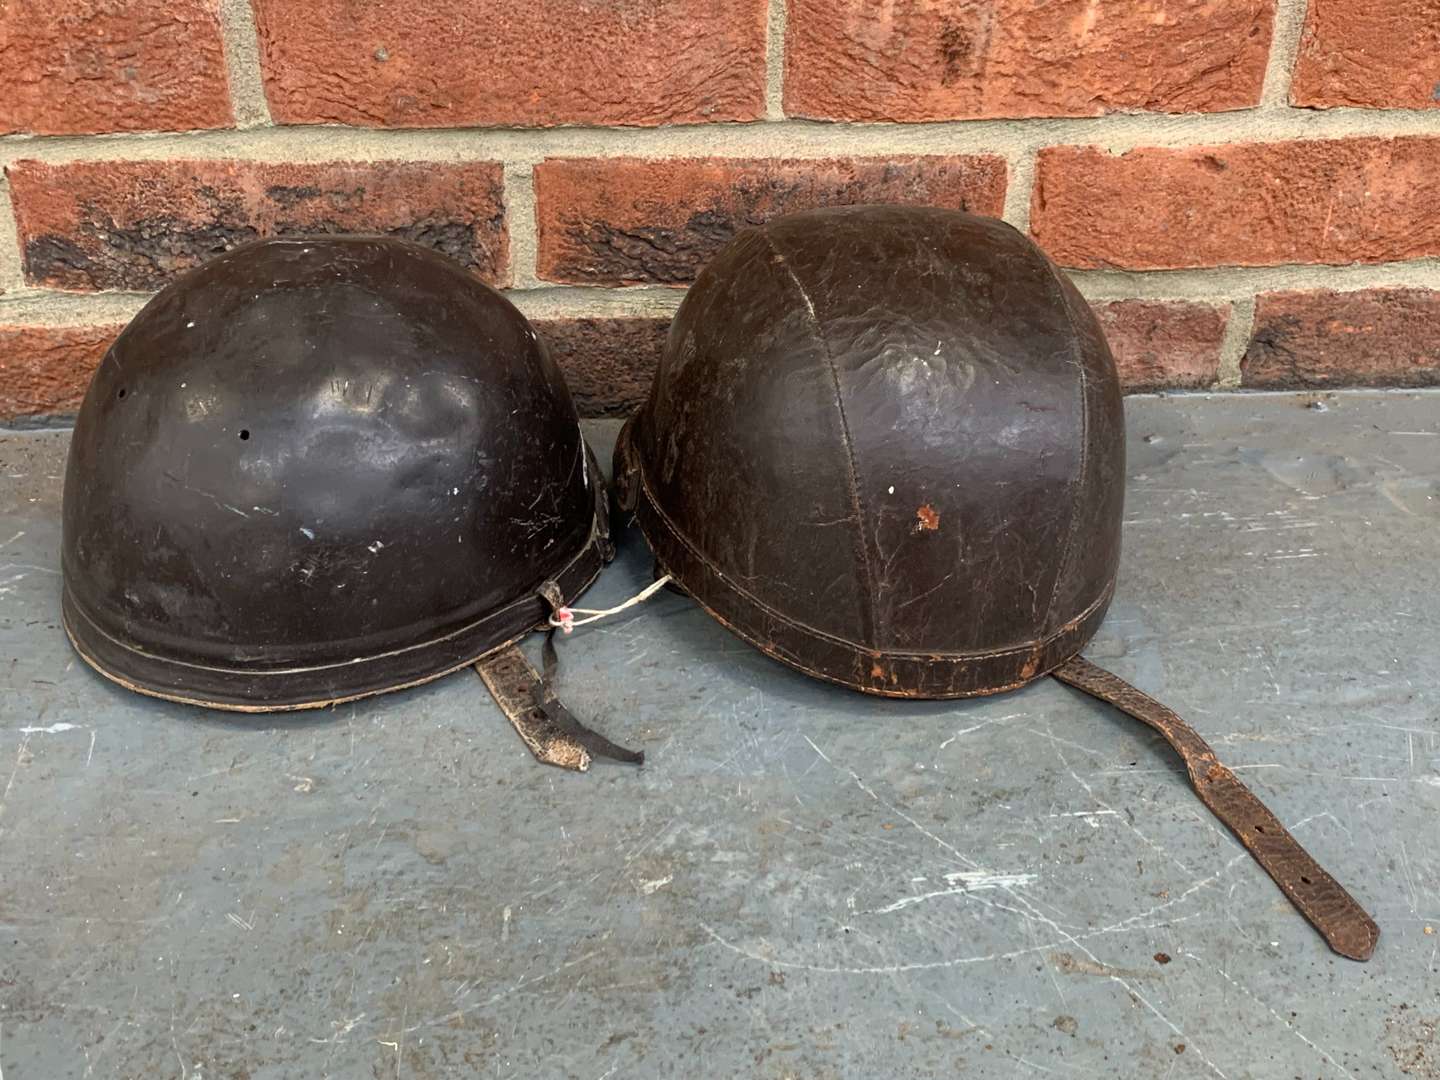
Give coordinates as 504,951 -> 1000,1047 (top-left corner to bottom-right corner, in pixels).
539,630 -> 645,766
476,645 -> 590,772
1053,655 -> 1379,962
1191,760 -> 1378,961
476,643 -> 644,772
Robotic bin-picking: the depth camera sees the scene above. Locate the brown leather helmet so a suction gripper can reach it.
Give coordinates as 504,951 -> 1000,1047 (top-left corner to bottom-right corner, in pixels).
63,237 -> 638,768
616,204 -> 1121,698
614,205 -> 1377,959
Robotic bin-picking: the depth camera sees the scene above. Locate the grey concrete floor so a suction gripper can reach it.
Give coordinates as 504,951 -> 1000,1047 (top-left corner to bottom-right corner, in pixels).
0,390 -> 1437,1079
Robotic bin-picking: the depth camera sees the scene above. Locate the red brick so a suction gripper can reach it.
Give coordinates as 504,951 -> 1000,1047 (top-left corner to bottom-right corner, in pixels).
1093,301 -> 1229,392
1031,139 -> 1440,270
252,0 -> 766,128
1292,0 -> 1440,109
0,325 -> 121,423
535,156 -> 1008,286
537,318 -> 668,418
784,0 -> 1273,122
7,160 -> 508,293
1243,289 -> 1440,388
0,0 -> 231,136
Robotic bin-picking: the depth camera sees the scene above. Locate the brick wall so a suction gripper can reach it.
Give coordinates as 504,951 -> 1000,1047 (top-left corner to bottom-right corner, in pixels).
2,0 -> 1438,424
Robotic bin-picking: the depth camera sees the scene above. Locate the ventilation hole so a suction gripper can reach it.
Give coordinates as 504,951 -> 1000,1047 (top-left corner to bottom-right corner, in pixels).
1300,875 -> 1312,885
238,429 -> 250,441
1254,824 -> 1265,834
116,388 -> 127,399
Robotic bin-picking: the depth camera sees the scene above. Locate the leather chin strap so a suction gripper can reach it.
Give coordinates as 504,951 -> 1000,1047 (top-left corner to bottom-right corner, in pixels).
475,644 -> 644,772
1053,656 -> 1379,962
473,580 -> 645,773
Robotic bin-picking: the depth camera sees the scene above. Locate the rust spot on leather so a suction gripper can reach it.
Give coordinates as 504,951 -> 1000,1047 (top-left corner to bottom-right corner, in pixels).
915,503 -> 940,531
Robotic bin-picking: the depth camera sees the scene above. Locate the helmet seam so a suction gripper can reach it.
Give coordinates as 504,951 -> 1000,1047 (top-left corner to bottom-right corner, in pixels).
758,224 -> 882,651
1039,255 -> 1094,637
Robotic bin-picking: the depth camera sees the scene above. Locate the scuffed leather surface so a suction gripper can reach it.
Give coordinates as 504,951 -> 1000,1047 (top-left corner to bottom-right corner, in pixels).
618,205 -> 1125,696
62,236 -> 608,709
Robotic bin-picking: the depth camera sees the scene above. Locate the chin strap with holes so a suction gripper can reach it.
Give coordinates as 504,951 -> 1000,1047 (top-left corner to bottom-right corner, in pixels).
472,580 -> 645,773
1052,655 -> 1379,962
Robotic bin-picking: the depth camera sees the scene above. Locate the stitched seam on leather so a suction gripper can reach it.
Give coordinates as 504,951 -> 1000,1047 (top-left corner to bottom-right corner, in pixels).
685,597 -> 1077,700
68,619 -> 524,713
1040,260 -> 1092,635
635,463 -> 1114,662
759,227 -> 881,649
65,545 -> 605,678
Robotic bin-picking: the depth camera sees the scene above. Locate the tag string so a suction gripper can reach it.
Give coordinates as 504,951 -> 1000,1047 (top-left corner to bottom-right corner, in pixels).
549,575 -> 673,634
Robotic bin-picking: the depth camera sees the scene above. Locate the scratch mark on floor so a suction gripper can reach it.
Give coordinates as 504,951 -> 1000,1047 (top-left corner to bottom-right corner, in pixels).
938,713 -> 1024,750
426,951 -> 601,1027
998,893 -> 1228,1079
849,770 -> 980,871
802,734 -> 832,763
1050,951 -> 1156,980
1185,950 -> 1356,1080
698,899 -> 1226,1076
1398,840 -> 1419,912
1,733 -> 33,826
1043,717 -> 1193,875
867,870 -> 1039,913
0,562 -> 56,575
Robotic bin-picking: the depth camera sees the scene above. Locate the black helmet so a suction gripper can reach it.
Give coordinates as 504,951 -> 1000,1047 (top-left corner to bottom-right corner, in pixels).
62,237 -> 637,767
614,204 -> 1376,958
